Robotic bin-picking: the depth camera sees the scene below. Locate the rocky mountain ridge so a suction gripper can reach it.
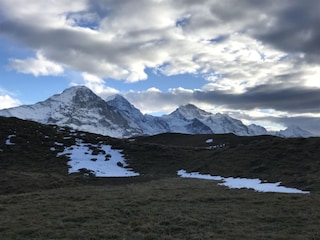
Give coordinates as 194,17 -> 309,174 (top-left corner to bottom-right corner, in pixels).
0,86 -> 313,138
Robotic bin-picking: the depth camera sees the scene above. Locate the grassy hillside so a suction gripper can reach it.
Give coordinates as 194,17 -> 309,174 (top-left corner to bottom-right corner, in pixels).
127,133 -> 320,192
1,116 -> 320,239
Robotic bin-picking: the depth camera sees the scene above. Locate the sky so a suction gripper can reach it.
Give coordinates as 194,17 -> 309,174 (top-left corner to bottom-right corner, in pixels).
0,0 -> 319,135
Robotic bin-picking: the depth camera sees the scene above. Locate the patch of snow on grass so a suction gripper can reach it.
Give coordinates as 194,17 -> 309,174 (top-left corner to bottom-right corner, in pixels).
207,144 -> 225,150
177,170 -> 309,194
206,139 -> 213,144
5,135 -> 16,145
177,170 -> 222,181
57,140 -> 139,177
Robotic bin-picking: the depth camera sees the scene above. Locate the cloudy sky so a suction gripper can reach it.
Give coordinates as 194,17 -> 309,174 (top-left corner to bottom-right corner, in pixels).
0,0 -> 319,134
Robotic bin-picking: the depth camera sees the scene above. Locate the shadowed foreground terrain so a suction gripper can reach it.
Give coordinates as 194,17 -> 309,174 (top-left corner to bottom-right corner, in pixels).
1,178 -> 320,240
1,116 -> 320,239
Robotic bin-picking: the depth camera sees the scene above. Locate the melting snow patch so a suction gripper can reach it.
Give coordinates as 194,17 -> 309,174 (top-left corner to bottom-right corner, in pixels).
206,139 -> 213,144
207,144 -> 225,150
57,140 -> 139,177
5,135 -> 16,145
177,170 -> 309,194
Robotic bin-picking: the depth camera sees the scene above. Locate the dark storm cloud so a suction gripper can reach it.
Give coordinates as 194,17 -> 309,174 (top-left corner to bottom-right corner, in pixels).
272,116 -> 320,135
194,85 -> 320,113
208,0 -> 320,61
251,1 -> 320,61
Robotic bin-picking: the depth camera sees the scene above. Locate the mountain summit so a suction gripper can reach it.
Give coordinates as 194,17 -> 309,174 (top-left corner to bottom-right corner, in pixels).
0,86 -> 131,137
0,86 -> 312,138
277,125 -> 313,138
163,104 -> 268,136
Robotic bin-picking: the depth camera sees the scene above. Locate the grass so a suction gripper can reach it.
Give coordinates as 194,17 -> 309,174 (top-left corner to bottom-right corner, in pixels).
1,116 -> 320,239
1,178 -> 319,240
130,133 -> 320,192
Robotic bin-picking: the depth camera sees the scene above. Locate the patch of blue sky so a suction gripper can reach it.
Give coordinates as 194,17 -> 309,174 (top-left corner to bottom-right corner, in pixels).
207,35 -> 229,43
0,38 -> 34,65
66,11 -> 100,30
0,73 -> 69,105
175,14 -> 191,28
0,38 -> 69,104
259,51 -> 266,61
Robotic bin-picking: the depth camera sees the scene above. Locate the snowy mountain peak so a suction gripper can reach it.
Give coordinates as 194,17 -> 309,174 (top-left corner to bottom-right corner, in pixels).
106,93 -> 124,102
247,124 -> 268,136
173,104 -> 212,120
0,86 -> 313,138
278,125 -> 313,138
106,94 -> 135,111
214,112 -> 227,118
49,85 -> 99,104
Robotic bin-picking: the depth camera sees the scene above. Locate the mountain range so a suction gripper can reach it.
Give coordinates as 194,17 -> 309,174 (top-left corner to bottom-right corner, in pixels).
0,86 -> 313,138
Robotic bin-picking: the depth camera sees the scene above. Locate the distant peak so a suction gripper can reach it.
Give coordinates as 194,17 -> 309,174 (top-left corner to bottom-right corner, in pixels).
106,94 -> 139,112
172,103 -> 212,120
65,85 -> 91,92
280,125 -> 313,138
286,125 -> 303,130
214,112 -> 225,117
106,94 -> 127,102
59,85 -> 95,96
178,104 -> 208,113
70,85 -> 88,90
181,104 -> 199,109
48,85 -> 101,104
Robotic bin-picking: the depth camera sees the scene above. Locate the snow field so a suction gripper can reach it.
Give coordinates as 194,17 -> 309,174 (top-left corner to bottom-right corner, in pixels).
177,170 -> 310,194
56,139 -> 140,177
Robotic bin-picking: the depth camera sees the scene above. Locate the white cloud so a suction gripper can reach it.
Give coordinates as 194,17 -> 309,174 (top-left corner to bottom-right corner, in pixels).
80,72 -> 119,99
1,0 -> 320,136
0,95 -> 21,109
1,0 -> 318,90
9,52 -> 64,76
126,87 -> 193,114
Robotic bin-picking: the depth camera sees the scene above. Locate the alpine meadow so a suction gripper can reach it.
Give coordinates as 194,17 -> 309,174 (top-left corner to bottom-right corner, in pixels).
1,113 -> 320,239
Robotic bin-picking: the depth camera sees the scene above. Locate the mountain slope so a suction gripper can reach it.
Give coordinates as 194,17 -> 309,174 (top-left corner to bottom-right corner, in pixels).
277,125 -> 313,138
0,86 -> 131,137
163,104 -> 268,136
106,94 -> 169,136
1,116 -> 320,240
0,86 -> 311,138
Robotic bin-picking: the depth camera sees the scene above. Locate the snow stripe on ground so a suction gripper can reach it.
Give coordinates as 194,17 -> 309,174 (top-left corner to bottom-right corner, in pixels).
177,170 -> 309,194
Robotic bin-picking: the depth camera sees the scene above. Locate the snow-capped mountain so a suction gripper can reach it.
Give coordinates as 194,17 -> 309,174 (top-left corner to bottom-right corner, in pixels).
0,86 -> 132,138
247,124 -> 269,136
277,125 -> 313,138
162,104 -> 213,134
163,104 -> 268,136
106,94 -> 169,136
0,86 -> 312,138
